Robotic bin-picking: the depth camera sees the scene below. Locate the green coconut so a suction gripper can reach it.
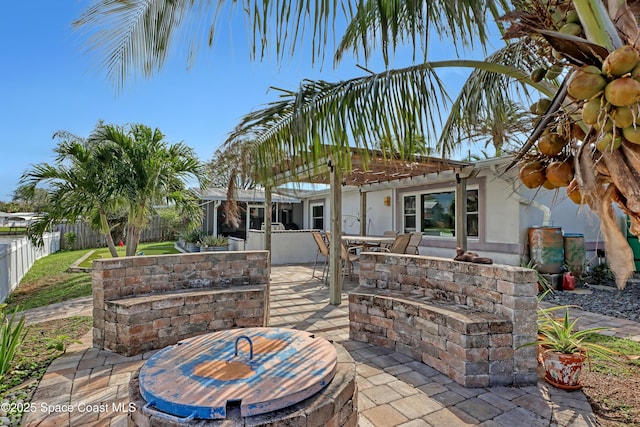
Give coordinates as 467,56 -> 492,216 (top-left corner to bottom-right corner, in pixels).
623,126 -> 640,144
582,98 -> 603,125
613,106 -> 635,128
593,116 -> 614,133
568,66 -> 607,100
531,68 -> 546,82
546,65 -> 563,80
535,98 -> 553,115
595,132 -> 622,152
632,63 -> 640,81
602,45 -> 640,77
604,77 -> 640,107
566,10 -> 580,24
559,23 -> 582,36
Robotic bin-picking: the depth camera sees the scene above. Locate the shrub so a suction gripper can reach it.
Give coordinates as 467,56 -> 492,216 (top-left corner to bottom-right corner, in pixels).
590,263 -> 615,285
0,304 -> 29,381
63,231 -> 77,250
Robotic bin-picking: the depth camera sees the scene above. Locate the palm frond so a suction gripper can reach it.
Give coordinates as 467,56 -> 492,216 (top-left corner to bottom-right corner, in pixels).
438,39 -> 558,157
74,0 -> 345,88
222,63 -> 450,185
335,0 -> 512,66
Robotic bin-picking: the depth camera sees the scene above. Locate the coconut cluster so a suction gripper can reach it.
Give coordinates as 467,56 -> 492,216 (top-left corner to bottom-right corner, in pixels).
519,105 -> 577,200
529,3 -> 581,83
519,44 -> 640,205
570,45 -> 640,149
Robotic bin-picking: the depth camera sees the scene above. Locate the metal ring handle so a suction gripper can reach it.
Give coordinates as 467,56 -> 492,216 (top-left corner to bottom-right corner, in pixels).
234,335 -> 254,360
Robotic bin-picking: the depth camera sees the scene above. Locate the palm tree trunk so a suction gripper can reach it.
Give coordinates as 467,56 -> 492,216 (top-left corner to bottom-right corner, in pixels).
125,205 -> 145,256
125,223 -> 135,256
100,212 -> 119,257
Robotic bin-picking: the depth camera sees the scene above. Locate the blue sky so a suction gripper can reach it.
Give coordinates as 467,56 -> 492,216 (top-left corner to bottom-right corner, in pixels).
0,1 -> 506,201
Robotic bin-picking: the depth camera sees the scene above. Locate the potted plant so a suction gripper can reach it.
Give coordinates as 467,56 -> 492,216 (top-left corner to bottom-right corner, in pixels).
521,304 -> 620,390
200,234 -> 229,252
183,229 -> 203,252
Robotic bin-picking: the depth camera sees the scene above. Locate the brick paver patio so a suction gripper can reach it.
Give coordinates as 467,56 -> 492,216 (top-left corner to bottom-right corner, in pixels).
20,264 -> 637,426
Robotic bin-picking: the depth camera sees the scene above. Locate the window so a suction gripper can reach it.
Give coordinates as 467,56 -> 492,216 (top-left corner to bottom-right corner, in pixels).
311,203 -> 324,230
403,189 -> 479,237
467,190 -> 479,237
403,196 -> 417,232
421,192 -> 455,236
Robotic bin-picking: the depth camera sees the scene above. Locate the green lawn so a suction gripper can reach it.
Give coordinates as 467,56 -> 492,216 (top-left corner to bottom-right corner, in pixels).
584,333 -> 640,375
77,241 -> 179,268
4,241 -> 179,312
0,226 -> 27,233
4,249 -> 93,312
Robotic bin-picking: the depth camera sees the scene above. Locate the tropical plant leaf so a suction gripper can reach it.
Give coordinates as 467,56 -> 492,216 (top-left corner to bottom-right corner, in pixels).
335,0 -> 511,66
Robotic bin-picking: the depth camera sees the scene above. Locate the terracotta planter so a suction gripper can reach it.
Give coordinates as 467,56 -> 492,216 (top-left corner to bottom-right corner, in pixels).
541,349 -> 585,390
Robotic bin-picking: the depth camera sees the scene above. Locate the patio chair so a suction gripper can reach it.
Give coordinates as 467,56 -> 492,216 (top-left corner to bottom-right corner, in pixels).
311,231 -> 330,281
383,233 -> 411,254
405,232 -> 423,254
341,242 -> 361,281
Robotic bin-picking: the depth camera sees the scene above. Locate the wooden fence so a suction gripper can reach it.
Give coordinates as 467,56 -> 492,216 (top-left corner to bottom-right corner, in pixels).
55,216 -> 168,250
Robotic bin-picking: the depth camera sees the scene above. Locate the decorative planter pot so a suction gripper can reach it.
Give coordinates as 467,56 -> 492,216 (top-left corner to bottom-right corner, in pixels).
186,243 -> 201,252
210,245 -> 229,251
541,349 -> 585,390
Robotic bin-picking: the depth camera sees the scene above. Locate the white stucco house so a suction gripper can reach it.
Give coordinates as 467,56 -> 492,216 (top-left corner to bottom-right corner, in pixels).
200,155 -> 628,269
291,156 -> 612,267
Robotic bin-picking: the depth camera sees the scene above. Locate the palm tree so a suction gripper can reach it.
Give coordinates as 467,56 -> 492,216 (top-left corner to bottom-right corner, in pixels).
74,1 -> 640,286
21,125 -> 123,256
95,124 -> 209,256
462,100 -> 535,157
22,123 -> 209,257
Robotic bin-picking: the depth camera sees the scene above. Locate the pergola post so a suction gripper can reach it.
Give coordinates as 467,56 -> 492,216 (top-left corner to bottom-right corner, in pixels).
455,173 -> 468,252
265,188 -> 272,253
359,190 -> 367,236
329,159 -> 343,305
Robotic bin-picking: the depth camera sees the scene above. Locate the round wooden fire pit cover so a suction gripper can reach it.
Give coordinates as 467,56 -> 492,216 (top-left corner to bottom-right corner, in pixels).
138,327 -> 337,420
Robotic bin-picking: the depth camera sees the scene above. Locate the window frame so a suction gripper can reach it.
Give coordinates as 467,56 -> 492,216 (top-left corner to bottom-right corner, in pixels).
309,201 -> 325,230
401,186 -> 480,238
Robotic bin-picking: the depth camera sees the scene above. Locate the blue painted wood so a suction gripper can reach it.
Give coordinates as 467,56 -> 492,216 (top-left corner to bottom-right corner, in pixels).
138,327 -> 337,420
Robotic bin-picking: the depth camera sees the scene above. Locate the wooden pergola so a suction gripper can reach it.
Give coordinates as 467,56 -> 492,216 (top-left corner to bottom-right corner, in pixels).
266,148 -> 473,305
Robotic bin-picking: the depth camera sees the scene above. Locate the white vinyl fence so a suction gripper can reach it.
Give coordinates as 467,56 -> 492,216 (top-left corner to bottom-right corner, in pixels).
0,232 -> 60,303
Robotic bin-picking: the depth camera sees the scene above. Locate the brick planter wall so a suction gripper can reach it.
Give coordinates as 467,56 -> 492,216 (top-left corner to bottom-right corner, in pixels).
92,251 -> 270,356
350,252 -> 538,386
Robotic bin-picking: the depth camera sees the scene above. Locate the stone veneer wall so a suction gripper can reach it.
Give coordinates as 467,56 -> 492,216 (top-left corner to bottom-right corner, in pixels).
92,251 -> 270,355
351,252 -> 539,386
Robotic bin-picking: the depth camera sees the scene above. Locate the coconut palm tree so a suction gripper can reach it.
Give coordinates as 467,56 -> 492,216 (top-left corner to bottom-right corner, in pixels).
462,100 -> 535,157
74,0 -> 640,286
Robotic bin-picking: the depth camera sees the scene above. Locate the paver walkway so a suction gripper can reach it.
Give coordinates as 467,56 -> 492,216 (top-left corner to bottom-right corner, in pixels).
19,264 -> 640,426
